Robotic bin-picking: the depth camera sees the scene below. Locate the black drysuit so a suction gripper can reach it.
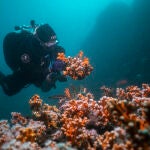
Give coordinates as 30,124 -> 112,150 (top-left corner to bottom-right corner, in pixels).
1,30 -> 65,96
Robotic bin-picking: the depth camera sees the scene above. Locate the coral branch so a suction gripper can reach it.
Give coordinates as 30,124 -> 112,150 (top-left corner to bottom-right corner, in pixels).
57,51 -> 93,80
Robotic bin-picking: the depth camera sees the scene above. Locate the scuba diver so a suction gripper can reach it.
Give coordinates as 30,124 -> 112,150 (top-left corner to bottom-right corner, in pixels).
0,20 -> 67,96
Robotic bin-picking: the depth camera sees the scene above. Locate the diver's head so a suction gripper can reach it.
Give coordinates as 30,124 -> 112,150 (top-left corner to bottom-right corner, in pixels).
34,24 -> 58,48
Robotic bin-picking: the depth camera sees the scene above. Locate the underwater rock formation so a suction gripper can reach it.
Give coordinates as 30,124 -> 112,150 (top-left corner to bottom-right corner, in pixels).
82,0 -> 150,98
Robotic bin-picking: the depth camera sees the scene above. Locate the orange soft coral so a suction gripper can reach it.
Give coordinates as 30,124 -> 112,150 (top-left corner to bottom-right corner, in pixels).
11,112 -> 28,125
60,89 -> 111,148
57,51 -> 93,80
1,84 -> 150,149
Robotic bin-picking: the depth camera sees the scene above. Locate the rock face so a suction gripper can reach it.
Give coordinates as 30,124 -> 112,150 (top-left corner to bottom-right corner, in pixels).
82,0 -> 150,94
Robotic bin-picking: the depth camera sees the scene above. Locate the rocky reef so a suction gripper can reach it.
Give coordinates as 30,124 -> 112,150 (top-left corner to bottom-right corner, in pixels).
0,84 -> 150,149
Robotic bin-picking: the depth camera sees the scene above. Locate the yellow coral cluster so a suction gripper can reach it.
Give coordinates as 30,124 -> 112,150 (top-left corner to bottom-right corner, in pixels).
29,94 -> 42,106
41,104 -> 60,128
29,95 -> 61,129
16,120 -> 46,143
57,51 -> 93,80
29,94 -> 43,118
16,127 -> 37,143
0,114 -> 46,145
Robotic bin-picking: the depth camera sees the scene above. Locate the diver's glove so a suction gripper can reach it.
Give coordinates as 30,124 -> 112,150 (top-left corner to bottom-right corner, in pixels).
47,72 -> 67,82
57,73 -> 67,82
52,60 -> 66,72
41,72 -> 58,92
46,72 -> 58,85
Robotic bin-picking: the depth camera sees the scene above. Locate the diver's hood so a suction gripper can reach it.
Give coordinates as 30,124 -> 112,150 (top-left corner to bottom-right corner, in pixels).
35,24 -> 56,41
34,24 -> 58,47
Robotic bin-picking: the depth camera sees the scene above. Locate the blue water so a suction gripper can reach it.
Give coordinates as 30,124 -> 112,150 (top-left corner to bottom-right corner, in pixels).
1,0 -> 150,119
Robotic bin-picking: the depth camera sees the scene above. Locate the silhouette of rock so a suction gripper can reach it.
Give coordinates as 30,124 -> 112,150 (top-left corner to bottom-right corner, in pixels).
82,0 -> 150,97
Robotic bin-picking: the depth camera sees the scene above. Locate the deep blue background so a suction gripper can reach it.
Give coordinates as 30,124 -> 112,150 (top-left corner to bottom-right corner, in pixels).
1,0 -> 150,119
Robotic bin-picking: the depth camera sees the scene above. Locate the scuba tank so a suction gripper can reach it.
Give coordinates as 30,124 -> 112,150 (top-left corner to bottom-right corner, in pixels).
14,20 -> 39,33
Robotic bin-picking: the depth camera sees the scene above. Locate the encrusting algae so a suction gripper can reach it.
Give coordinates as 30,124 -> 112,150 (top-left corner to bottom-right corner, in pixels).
0,52 -> 150,149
